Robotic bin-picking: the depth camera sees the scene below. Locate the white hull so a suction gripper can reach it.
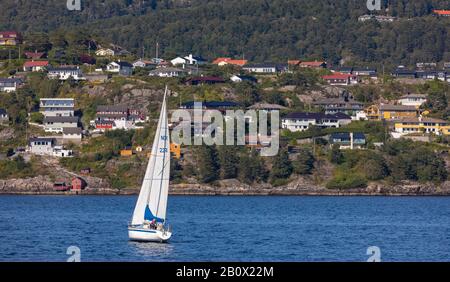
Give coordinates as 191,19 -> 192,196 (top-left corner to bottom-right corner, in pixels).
128,227 -> 172,242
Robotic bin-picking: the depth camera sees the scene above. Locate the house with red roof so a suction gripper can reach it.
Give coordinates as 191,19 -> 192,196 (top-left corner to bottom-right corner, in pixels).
0,31 -> 22,46
322,73 -> 359,86
212,58 -> 248,67
23,61 -> 50,72
433,10 -> 450,16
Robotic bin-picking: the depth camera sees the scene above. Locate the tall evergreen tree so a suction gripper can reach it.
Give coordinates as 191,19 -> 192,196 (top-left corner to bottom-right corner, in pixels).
270,149 -> 293,180
196,145 -> 219,183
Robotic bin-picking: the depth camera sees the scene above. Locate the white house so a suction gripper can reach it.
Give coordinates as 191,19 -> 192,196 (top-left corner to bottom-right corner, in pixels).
106,61 -> 133,76
171,54 -> 206,66
242,64 -> 279,73
281,112 -> 352,132
40,98 -> 75,117
28,137 -> 73,158
63,127 -> 82,143
47,66 -> 85,81
43,116 -> 79,133
132,59 -> 152,69
398,94 -> 427,107
0,78 -> 23,92
230,75 -> 258,83
148,67 -> 187,78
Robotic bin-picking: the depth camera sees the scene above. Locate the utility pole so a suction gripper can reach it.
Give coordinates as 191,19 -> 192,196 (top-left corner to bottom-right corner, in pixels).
156,42 -> 159,60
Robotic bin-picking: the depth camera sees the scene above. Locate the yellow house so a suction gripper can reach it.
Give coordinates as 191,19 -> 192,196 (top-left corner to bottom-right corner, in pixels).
380,105 -> 419,120
170,143 -> 181,159
394,117 -> 450,136
365,104 -> 419,120
120,147 -> 133,157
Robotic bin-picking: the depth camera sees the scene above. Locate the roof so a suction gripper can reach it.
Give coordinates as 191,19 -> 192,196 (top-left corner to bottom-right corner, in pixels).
398,117 -> 448,124
330,132 -> 366,140
0,78 -> 23,84
48,66 -> 80,72
29,137 -> 55,143
399,94 -> 427,99
433,10 -> 450,15
149,67 -> 186,73
181,101 -> 239,109
299,61 -> 326,67
0,31 -> 19,37
323,73 -> 354,80
332,67 -> 353,72
288,60 -> 301,65
284,112 -> 351,120
44,116 -> 79,123
40,98 -> 74,102
393,69 -> 416,75
0,108 -> 7,115
24,61 -> 49,67
379,104 -> 418,111
97,105 -> 129,112
25,52 -> 45,58
63,127 -> 83,134
213,58 -> 248,66
243,63 -> 278,69
353,67 -> 377,72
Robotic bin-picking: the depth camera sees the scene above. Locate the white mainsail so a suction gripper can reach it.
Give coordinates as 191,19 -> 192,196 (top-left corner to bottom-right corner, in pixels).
131,87 -> 170,225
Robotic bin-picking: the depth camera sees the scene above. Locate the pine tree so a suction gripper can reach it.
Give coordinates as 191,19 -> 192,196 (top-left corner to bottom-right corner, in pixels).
196,145 -> 219,183
293,148 -> 315,175
218,146 -> 238,179
270,149 -> 293,180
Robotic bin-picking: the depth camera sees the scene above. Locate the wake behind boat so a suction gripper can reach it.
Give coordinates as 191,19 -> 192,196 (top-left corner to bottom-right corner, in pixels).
128,86 -> 172,243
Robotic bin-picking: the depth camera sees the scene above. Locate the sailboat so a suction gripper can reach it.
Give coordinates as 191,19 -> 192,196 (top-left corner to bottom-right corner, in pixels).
128,86 -> 172,242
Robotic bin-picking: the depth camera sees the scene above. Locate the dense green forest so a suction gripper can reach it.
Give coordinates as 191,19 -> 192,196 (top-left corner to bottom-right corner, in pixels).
0,0 -> 449,67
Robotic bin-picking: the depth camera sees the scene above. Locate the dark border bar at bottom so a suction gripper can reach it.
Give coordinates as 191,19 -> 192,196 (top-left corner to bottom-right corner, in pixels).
1,262 -> 449,280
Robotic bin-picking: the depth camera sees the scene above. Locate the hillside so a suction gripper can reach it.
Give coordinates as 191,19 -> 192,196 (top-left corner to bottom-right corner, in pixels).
0,0 -> 449,67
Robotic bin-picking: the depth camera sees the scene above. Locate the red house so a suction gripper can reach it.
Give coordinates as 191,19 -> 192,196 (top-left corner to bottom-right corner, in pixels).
23,61 -> 49,72
71,177 -> 87,191
322,73 -> 358,86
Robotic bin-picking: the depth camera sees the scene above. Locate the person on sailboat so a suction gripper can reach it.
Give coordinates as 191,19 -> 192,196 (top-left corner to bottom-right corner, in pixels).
150,219 -> 157,229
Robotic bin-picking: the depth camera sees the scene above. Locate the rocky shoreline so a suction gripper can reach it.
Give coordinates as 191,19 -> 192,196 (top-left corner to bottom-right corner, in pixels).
1,177 -> 450,196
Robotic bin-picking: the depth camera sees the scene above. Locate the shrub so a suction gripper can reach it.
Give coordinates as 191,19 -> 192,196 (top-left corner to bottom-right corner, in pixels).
326,173 -> 367,189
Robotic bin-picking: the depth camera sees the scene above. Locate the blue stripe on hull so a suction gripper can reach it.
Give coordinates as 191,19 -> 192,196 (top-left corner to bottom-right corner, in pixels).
128,229 -> 157,233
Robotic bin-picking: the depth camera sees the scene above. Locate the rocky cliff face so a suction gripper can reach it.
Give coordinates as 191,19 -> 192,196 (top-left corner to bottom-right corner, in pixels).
1,173 -> 450,196
0,176 -> 54,194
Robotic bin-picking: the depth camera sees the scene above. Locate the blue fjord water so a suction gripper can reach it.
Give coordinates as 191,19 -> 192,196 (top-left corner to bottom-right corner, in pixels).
0,195 -> 449,262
